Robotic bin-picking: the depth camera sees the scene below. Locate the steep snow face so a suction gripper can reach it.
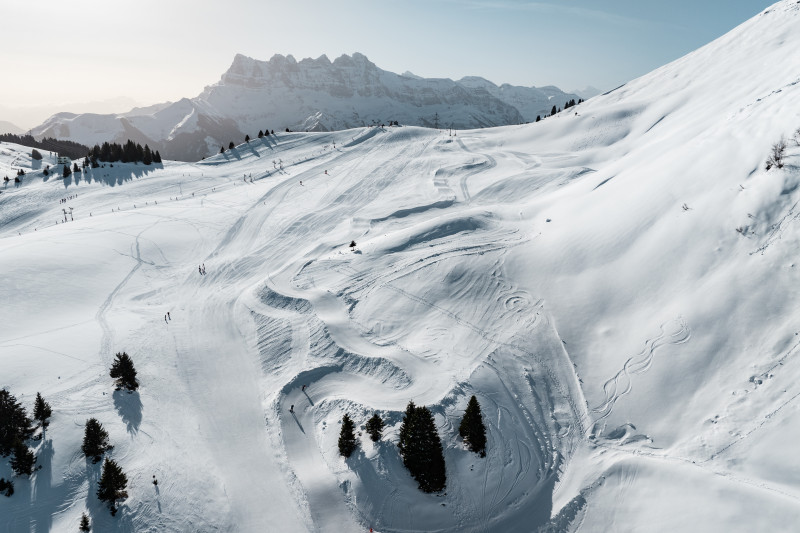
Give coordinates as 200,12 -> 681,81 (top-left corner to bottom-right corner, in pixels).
31,53 -> 578,162
4,2 -> 800,532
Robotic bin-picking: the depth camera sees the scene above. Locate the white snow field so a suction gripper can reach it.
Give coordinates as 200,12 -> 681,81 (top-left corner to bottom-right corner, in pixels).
3,2 -> 800,531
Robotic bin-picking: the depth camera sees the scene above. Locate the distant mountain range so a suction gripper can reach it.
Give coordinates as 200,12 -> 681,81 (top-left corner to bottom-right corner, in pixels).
31,53 -> 581,161
0,120 -> 24,135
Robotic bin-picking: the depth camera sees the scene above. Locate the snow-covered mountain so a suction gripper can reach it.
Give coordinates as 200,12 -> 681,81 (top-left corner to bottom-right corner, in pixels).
31,53 -> 579,162
4,1 -> 800,531
0,120 -> 24,135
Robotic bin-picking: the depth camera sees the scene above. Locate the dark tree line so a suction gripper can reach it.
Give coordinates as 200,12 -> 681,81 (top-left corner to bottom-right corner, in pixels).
89,141 -> 161,165
335,396 -> 487,494
0,133 -> 90,159
222,128 -> 275,153
0,388 -> 46,486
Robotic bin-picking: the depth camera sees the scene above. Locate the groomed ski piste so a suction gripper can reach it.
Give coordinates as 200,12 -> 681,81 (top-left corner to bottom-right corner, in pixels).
3,2 -> 800,531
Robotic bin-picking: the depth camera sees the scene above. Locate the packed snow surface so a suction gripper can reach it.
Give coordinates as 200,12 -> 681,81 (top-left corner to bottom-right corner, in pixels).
3,2 -> 800,531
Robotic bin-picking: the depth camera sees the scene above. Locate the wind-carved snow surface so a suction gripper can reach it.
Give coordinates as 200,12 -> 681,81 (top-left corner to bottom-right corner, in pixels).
3,1 -> 800,531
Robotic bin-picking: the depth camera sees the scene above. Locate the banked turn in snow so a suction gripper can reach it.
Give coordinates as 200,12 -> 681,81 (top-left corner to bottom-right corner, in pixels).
3,1 -> 800,530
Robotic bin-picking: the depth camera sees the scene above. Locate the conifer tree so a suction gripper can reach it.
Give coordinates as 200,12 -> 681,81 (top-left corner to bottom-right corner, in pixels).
220,146 -> 225,154
153,151 -> 162,163
458,395 -> 487,457
245,134 -> 250,143
63,164 -> 71,177
33,392 -> 52,429
0,389 -> 34,456
82,418 -> 112,463
536,115 -> 541,122
338,414 -> 357,458
258,130 -> 264,138
229,141 -> 235,149
109,352 -> 138,392
96,458 -> 128,516
365,413 -> 384,442
0,477 -> 13,497
550,105 -> 557,116
143,145 -> 153,165
10,440 -> 35,476
73,162 -> 80,173
79,512 -> 91,531
397,401 -> 446,492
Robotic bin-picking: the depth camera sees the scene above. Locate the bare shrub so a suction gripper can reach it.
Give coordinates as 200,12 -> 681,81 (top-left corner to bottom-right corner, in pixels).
766,137 -> 787,170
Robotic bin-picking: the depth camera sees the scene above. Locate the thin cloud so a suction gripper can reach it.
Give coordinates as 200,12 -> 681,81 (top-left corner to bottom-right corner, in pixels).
439,0 -> 665,28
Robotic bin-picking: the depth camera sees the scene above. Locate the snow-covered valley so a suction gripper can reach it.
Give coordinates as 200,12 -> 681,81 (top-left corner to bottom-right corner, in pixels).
3,2 -> 800,531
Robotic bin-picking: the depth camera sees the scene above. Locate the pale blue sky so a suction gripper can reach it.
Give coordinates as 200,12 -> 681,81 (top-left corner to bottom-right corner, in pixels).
0,0 -> 776,127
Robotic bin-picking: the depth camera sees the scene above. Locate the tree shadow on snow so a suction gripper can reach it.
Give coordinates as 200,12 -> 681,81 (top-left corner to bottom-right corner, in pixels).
113,390 -> 142,434
291,412 -> 305,434
1,438 -> 88,533
303,390 -> 314,406
87,484 -> 135,533
30,438 -> 55,533
62,164 -> 160,189
259,136 -> 277,149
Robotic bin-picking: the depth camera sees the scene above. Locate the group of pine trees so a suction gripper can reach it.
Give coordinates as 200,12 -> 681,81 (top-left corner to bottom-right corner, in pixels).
0,351 -> 138,524
536,98 -> 586,122
337,395 -> 486,494
88,141 -> 162,165
0,133 -> 90,159
220,129 -> 276,153
0,389 -> 53,496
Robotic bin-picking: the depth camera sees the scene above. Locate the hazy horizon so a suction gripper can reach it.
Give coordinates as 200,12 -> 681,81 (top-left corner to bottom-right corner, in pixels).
0,0 -> 775,129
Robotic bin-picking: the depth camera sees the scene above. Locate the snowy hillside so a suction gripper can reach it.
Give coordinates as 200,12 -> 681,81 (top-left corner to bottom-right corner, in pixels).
0,121 -> 24,135
3,1 -> 800,531
30,53 -> 579,162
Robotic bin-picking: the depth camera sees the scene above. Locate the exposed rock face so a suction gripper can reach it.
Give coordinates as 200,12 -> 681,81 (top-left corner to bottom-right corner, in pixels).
32,53 -> 580,161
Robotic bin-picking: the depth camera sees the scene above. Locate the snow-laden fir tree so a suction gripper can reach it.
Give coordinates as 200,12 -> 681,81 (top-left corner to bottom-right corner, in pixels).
33,392 -> 52,429
82,418 -> 112,463
338,414 -> 357,458
458,395 -> 487,457
97,458 -> 128,516
365,413 -> 384,442
397,401 -> 446,493
0,478 -> 13,497
79,512 -> 91,531
0,389 -> 34,456
110,352 -> 139,392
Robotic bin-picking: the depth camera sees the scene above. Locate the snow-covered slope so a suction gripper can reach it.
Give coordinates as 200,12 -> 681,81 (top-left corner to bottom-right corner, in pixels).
3,1 -> 800,531
31,53 -> 579,162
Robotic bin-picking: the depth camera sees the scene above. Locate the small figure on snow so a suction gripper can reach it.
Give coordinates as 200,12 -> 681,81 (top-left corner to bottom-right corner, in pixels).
289,405 -> 294,413
167,312 -> 171,320
152,475 -> 158,486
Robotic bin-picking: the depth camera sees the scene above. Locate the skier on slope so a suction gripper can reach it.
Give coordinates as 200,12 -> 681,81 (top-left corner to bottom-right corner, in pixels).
290,405 -> 294,413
